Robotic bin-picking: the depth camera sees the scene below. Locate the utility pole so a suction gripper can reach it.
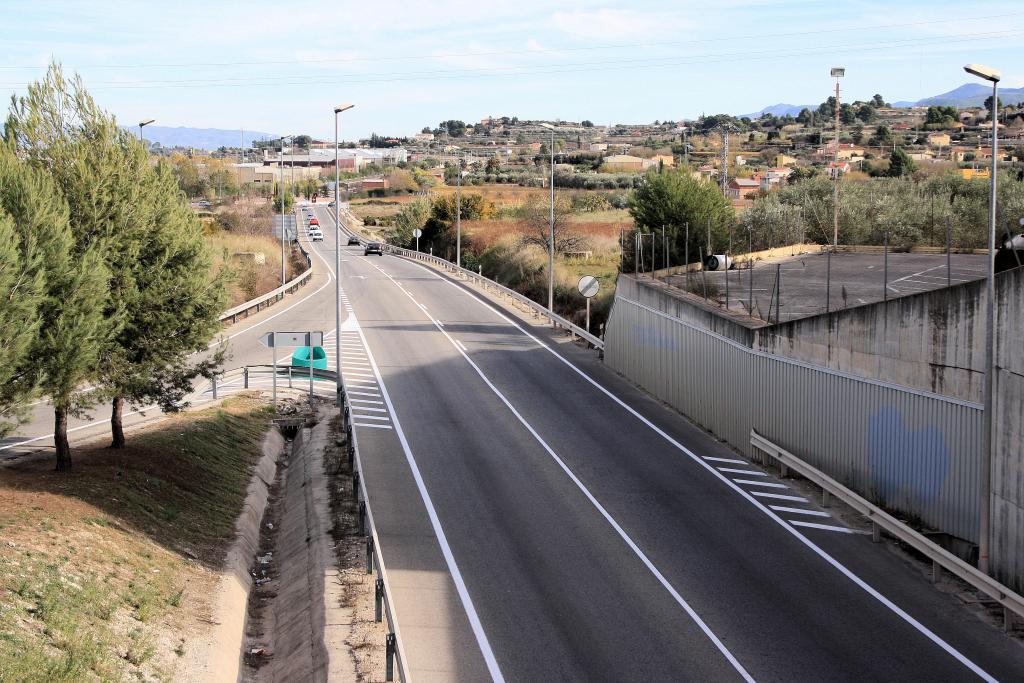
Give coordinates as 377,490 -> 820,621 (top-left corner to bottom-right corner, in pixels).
719,126 -> 730,193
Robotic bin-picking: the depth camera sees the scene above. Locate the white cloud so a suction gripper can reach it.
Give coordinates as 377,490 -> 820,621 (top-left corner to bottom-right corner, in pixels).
550,8 -> 691,42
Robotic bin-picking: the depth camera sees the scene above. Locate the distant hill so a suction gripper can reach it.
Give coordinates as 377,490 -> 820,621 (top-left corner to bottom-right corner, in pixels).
912,83 -> 1024,108
740,83 -> 1024,119
129,125 -> 276,150
740,103 -> 816,119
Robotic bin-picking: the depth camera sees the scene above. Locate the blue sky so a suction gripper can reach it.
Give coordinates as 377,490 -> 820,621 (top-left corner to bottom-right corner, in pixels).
1,0 -> 1022,141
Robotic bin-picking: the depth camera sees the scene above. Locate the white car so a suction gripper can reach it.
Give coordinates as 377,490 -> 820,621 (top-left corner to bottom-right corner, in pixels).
308,228 -> 324,242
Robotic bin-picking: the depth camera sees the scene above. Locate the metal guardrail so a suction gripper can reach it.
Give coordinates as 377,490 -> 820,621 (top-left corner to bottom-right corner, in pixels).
387,246 -> 604,350
219,218 -> 314,325
750,429 -> 1024,629
334,208 -> 603,350
340,384 -> 409,682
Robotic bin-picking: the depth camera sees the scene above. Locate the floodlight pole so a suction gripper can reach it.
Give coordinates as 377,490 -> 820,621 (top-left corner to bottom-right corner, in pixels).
962,63 -> 1000,575
334,104 -> 354,406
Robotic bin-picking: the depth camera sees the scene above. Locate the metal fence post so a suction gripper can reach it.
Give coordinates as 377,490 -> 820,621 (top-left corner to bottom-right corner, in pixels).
366,536 -> 375,574
385,633 -> 396,681
375,578 -> 384,622
359,500 -> 367,535
353,470 -> 361,499
883,229 -> 889,303
243,367 -> 249,389
212,375 -> 218,400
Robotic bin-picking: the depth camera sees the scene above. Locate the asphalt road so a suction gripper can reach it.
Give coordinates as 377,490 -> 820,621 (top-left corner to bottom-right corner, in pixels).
8,202 -> 1023,680
309,205 -> 1024,682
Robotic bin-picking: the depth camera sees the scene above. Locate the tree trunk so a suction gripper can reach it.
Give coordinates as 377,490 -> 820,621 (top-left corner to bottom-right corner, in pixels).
54,407 -> 72,472
110,395 -> 126,449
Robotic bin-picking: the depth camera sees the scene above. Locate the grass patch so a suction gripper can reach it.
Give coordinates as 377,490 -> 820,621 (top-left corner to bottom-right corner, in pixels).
0,396 -> 273,682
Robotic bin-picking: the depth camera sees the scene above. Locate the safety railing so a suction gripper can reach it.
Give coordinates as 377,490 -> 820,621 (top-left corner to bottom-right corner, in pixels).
220,215 -> 314,325
750,429 -> 1024,630
332,208 -> 603,350
339,384 -> 409,681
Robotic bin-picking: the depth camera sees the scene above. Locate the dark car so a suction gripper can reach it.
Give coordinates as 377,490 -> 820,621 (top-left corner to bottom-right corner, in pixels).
347,236 -> 361,246
364,242 -> 383,256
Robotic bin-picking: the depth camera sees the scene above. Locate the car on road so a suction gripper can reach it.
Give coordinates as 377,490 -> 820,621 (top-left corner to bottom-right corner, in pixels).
364,242 -> 383,256
308,228 -> 324,242
308,217 -> 319,226
347,236 -> 361,246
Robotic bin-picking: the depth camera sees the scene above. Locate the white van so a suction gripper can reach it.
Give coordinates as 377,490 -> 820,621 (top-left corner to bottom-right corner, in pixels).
308,228 -> 324,242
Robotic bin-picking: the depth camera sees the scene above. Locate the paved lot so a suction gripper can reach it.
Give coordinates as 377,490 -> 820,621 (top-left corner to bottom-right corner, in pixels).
665,252 -> 988,322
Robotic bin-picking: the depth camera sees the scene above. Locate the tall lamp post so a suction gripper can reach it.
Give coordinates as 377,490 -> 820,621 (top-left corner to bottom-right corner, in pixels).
964,63 -> 1001,575
539,123 -> 556,315
138,119 -> 155,144
334,104 -> 354,406
830,67 -> 844,249
455,148 -> 463,268
279,135 -> 294,286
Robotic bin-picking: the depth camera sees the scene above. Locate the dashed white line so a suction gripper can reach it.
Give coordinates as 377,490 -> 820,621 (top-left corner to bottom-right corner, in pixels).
733,479 -> 789,489
751,492 -> 808,502
770,506 -> 830,517
703,456 -> 747,464
790,520 -> 867,535
718,468 -> 767,476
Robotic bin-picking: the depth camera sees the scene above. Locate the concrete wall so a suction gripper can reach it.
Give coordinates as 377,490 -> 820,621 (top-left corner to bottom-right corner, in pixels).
608,268 -> 1024,592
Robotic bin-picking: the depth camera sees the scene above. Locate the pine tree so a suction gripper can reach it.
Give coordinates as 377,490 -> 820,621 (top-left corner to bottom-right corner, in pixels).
4,64 -> 126,470
103,158 -> 229,447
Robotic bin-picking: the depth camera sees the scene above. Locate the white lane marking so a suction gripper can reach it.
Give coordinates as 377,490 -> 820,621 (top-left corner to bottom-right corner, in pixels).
352,422 -> 393,430
717,468 -> 767,476
790,520 -> 869,535
769,506 -> 830,518
395,255 -> 998,682
362,257 -> 750,683
350,399 -> 385,406
751,492 -> 808,502
455,339 -> 468,352
703,456 -> 747,464
437,320 -> 445,327
1,403 -> 160,450
351,406 -> 388,413
350,413 -> 391,421
344,372 -> 376,379
343,311 -> 505,683
733,479 -> 789,489
348,390 -> 382,398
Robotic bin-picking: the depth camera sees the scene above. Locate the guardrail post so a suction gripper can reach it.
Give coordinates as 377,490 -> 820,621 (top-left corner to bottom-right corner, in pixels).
366,536 -> 375,574
359,500 -> 367,535
932,560 -> 941,584
353,470 -> 361,499
821,489 -> 830,508
385,633 -> 396,682
375,578 -> 384,623
243,367 -> 249,389
1006,608 -> 1015,633
779,462 -> 789,478
288,366 -> 293,389
871,522 -> 881,543
211,375 -> 218,400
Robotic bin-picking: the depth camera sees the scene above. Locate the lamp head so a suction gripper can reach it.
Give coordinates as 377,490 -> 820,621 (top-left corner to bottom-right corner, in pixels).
964,63 -> 1001,83
334,103 -> 355,114
139,119 -> 155,127
830,67 -> 845,78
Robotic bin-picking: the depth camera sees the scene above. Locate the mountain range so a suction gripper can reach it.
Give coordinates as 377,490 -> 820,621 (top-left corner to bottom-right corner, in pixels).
131,125 -> 276,150
741,82 -> 1024,119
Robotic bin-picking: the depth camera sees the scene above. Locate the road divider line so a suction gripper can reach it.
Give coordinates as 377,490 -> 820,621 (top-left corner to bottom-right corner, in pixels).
361,256 -> 751,683
340,304 -> 505,683
394,253 -> 999,682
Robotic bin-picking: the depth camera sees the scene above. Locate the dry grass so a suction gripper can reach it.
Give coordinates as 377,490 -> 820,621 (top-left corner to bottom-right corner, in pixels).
206,232 -> 306,306
0,396 -> 273,682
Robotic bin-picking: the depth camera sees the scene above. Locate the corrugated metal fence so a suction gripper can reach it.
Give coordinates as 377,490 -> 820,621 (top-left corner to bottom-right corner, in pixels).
605,276 -> 983,544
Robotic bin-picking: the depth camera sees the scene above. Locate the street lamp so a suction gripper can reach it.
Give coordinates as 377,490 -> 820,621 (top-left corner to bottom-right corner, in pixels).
279,135 -> 294,286
963,62 -> 1000,576
539,123 -> 556,315
334,103 -> 354,406
453,148 -> 463,268
830,67 -> 844,249
138,119 -> 155,144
